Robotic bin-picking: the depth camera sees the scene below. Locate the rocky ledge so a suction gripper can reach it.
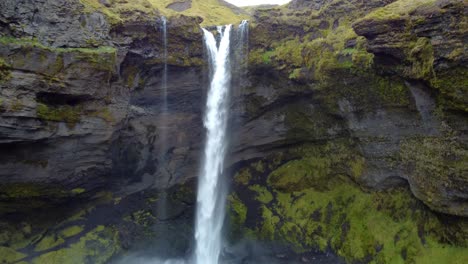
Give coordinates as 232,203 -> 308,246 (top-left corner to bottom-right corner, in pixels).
0,0 -> 466,263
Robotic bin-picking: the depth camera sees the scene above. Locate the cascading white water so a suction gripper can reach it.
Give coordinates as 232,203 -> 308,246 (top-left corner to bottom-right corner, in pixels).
238,20 -> 249,72
161,16 -> 168,111
195,25 -> 233,264
156,16 -> 169,222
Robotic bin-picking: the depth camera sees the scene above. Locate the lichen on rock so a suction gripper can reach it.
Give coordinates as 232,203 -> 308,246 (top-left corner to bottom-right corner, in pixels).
228,143 -> 468,263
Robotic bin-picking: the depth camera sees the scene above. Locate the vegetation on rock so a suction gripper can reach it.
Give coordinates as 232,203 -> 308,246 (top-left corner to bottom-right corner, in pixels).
36,103 -> 82,127
0,58 -> 11,82
228,141 -> 468,263
79,0 -> 248,26
360,0 -> 437,21
400,125 -> 468,216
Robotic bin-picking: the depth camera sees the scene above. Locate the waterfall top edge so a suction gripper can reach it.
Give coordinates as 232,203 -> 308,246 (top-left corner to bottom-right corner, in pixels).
201,20 -> 248,31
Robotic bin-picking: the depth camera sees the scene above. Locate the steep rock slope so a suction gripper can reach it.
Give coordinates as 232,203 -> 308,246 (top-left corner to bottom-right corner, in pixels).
0,0 -> 208,213
0,0 -> 466,263
0,1 -> 209,262
231,0 -> 467,216
227,0 -> 467,262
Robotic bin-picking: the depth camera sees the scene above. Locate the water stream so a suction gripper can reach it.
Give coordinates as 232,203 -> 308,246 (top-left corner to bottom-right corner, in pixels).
161,16 -> 168,112
195,25 -> 233,264
156,15 -> 169,227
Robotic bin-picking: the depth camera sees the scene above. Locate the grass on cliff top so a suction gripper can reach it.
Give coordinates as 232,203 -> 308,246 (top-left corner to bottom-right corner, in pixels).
361,0 -> 437,21
79,0 -> 248,26
0,37 -> 116,54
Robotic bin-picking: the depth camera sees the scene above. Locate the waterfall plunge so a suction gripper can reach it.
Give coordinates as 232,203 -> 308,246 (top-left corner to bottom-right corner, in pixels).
195,25 -> 233,264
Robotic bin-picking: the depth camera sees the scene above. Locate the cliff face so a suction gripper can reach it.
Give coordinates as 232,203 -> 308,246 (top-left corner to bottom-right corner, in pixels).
227,0 -> 467,263
232,0 -> 467,216
0,1 -> 204,262
0,0 -> 467,263
0,0 -> 207,213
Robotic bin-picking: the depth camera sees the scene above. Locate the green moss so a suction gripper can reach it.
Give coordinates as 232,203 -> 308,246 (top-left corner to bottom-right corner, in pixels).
230,140 -> 468,263
250,23 -> 374,82
0,37 -> 115,54
361,0 -> 437,21
0,246 -> 27,263
60,226 -> 84,238
0,58 -> 11,82
407,37 -> 435,79
400,129 -> 468,216
33,225 -> 120,264
35,235 -> 66,252
288,68 -> 302,80
245,178 -> 468,262
79,0 -> 248,26
375,77 -> 411,106
10,99 -> 24,112
234,168 -> 252,185
0,37 -> 116,75
227,194 -> 247,227
268,157 -> 332,192
125,210 -> 156,227
36,103 -> 82,127
0,184 -> 46,199
89,108 -> 115,123
71,188 -> 86,195
249,184 -> 273,204
253,160 -> 266,173
258,205 -> 280,241
415,238 -> 468,264
267,141 -> 365,192
431,67 -> 468,112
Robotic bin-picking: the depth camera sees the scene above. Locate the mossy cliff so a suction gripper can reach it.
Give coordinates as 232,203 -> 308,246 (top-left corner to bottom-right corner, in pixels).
353,0 -> 467,112
234,0 -> 467,215
0,0 -> 217,211
228,141 -> 468,263
0,2 -> 210,261
227,0 -> 467,262
0,180 -> 196,263
0,0 -> 466,263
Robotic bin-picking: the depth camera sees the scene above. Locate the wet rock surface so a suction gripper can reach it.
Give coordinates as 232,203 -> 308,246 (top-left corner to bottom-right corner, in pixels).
0,0 -> 466,263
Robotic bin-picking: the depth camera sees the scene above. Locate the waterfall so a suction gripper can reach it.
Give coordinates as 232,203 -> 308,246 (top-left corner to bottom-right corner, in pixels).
156,16 -> 169,226
161,16 -> 168,111
195,25 -> 233,264
238,20 -> 249,73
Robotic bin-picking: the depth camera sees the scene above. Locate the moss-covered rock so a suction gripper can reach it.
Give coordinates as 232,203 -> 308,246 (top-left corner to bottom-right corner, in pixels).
79,0 -> 248,26
32,225 -> 120,264
36,103 -> 82,127
0,247 -> 27,263
353,0 -> 467,112
0,58 -> 11,82
228,142 -> 468,263
400,126 -> 468,216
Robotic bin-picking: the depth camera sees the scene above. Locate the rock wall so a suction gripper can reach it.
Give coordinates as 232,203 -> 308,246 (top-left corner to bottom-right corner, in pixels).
226,0 -> 467,262
0,0 -> 466,263
233,0 -> 467,217
0,0 -> 205,212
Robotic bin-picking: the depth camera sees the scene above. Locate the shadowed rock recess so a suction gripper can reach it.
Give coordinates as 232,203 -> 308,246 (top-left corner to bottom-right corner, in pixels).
0,0 -> 466,263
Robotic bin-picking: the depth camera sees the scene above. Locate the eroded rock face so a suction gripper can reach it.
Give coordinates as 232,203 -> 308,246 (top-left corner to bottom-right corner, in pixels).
0,0 -> 466,236
0,0 -> 206,210
0,0 -> 466,263
288,0 -> 331,10
353,0 -> 467,112
166,0 -> 192,12
0,0 -> 111,48
351,0 -> 468,215
233,0 -> 467,217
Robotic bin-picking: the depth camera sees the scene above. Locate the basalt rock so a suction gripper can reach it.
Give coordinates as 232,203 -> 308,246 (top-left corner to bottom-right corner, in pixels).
0,0 -> 467,262
0,0 -> 207,212
236,0 -> 467,217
